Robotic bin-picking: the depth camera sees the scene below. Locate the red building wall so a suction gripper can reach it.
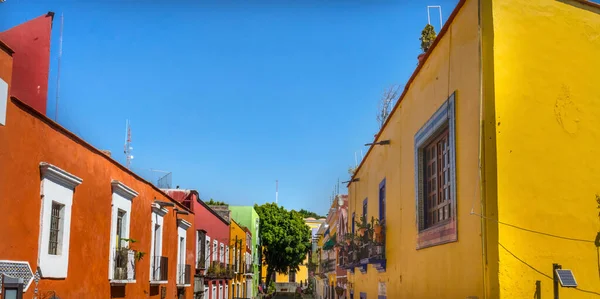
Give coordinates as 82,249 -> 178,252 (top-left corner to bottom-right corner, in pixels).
166,190 -> 231,299
0,97 -> 196,299
0,12 -> 53,115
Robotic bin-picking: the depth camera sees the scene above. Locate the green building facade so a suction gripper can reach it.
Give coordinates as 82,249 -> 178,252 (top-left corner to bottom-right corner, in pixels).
229,206 -> 260,298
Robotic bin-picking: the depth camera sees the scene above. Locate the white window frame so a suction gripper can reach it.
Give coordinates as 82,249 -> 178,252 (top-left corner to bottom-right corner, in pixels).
219,243 -> 224,263
205,236 -> 211,269
196,231 -> 200,267
150,203 -> 168,283
177,218 -> 192,286
38,163 -> 82,278
0,78 -> 7,126
108,180 -> 138,281
213,240 -> 218,263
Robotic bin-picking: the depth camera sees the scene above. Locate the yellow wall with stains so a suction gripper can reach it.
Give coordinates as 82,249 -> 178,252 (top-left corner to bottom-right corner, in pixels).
347,0 -> 484,298
229,219 -> 247,298
490,0 -> 600,297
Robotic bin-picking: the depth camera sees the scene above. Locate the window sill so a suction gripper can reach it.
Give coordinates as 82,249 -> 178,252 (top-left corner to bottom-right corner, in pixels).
416,218 -> 457,250
150,280 -> 168,285
110,279 -> 136,285
177,284 -> 192,287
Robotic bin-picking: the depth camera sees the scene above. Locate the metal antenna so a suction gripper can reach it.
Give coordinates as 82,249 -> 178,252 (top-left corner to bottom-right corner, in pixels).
55,13 -> 64,121
124,120 -> 133,168
427,5 -> 443,29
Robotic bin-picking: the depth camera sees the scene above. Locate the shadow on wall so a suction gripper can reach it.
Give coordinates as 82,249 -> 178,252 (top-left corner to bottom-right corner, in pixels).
150,285 -> 160,296
110,285 -> 126,298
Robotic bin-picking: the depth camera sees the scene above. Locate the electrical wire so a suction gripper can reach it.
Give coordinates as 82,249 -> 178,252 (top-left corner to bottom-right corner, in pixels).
471,211 -> 595,243
499,242 -> 600,296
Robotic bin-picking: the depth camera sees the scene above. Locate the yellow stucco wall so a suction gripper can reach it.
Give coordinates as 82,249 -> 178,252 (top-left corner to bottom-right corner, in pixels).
347,0 -> 484,298
229,220 -> 247,298
491,0 -> 600,297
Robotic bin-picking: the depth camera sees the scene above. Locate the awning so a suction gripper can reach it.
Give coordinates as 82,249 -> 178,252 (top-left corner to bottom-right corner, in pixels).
322,233 -> 337,250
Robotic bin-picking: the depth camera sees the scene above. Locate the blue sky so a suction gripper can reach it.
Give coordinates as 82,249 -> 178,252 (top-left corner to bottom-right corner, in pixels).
1,0 -> 458,215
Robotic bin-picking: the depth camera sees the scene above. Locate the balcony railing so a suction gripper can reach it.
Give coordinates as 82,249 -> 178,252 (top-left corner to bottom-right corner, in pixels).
341,238 -> 386,272
197,250 -> 207,270
245,264 -> 253,274
320,259 -> 335,273
177,264 -> 191,286
112,248 -> 136,282
205,261 -> 235,279
151,256 -> 168,282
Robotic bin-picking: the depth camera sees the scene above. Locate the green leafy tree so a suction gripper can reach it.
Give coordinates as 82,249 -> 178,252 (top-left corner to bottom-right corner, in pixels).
420,24 -> 437,53
295,209 -> 324,219
206,198 -> 227,206
254,203 -> 311,287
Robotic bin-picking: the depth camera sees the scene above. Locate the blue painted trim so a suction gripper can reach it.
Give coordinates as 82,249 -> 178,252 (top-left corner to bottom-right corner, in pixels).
351,212 -> 355,233
362,198 -> 368,220
379,178 -> 386,221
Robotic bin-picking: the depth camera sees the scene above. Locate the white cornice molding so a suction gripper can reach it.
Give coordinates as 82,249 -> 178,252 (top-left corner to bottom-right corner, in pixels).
151,203 -> 169,217
39,162 -> 83,189
177,219 -> 192,230
111,180 -> 138,200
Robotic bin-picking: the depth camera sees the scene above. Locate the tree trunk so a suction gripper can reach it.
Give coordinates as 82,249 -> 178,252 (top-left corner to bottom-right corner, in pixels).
266,267 -> 274,290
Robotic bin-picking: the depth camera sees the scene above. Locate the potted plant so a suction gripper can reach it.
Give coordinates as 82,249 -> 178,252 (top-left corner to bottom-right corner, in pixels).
356,215 -> 368,236
120,238 -> 145,262
373,218 -> 385,243
335,286 -> 345,297
345,233 -> 353,246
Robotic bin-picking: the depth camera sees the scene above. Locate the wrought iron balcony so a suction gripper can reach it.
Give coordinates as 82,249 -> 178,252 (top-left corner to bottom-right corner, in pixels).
223,264 -> 235,279
205,261 -> 235,279
112,248 -> 136,282
320,259 -> 335,273
245,264 -> 253,274
150,256 -> 168,283
177,264 -> 191,286
197,251 -> 207,270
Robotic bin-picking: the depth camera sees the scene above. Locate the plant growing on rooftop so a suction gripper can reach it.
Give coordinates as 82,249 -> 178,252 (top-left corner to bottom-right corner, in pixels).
420,24 -> 437,53
206,198 -> 227,206
377,85 -> 401,129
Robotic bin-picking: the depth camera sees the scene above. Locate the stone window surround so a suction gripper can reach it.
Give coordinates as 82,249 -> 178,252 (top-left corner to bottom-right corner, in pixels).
414,92 -> 458,249
108,180 -> 138,281
176,218 -> 191,286
149,203 -> 168,284
38,162 -> 83,279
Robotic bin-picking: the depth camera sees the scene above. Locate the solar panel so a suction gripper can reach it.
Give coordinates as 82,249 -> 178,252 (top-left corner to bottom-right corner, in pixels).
556,269 -> 578,287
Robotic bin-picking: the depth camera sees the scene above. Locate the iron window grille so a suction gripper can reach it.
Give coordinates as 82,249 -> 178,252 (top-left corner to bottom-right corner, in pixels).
48,202 -> 63,255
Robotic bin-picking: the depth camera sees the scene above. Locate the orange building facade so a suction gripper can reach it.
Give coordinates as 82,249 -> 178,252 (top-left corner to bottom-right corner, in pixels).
0,20 -> 196,299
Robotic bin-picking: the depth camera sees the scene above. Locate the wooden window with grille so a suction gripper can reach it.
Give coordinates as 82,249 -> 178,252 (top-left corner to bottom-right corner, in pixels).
423,128 -> 451,228
48,202 -> 63,255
